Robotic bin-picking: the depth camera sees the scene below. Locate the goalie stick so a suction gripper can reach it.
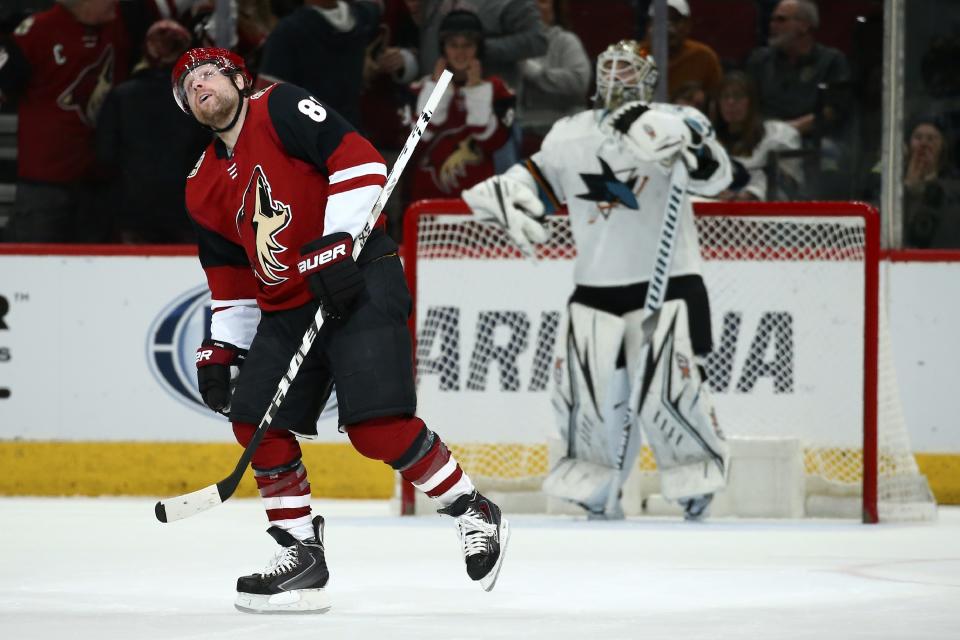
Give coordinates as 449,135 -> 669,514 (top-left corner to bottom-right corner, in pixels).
155,70 -> 454,523
604,160 -> 690,513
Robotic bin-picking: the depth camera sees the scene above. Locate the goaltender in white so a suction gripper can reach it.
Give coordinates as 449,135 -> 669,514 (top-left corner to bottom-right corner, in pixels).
463,40 -> 733,520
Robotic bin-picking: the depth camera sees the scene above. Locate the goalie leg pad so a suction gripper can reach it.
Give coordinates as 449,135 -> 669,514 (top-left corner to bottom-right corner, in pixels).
545,304 -> 642,516
627,300 -> 730,501
551,303 -> 630,466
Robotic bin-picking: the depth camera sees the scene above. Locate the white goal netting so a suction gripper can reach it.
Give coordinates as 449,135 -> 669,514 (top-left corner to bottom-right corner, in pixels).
405,200 -> 936,521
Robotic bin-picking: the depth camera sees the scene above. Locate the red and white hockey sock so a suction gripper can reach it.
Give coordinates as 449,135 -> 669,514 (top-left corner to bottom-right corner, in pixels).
234,422 -> 314,541
345,416 -> 476,508
401,438 -> 476,508
253,458 -> 314,540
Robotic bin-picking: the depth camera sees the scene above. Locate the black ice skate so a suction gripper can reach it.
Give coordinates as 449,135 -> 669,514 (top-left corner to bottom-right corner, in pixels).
680,493 -> 714,521
234,515 -> 330,614
438,491 -> 510,591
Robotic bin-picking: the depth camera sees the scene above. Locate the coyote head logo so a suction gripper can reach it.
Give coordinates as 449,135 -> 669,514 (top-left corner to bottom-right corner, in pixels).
237,165 -> 292,285
56,44 -> 115,127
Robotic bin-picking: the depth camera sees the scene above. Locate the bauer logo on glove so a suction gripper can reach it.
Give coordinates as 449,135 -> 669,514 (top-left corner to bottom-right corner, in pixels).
297,243 -> 348,274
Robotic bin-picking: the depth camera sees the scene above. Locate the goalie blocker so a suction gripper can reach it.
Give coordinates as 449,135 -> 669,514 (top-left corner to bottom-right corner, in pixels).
543,277 -> 729,518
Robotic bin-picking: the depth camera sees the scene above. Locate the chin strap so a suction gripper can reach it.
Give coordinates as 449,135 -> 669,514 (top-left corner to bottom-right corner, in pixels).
205,76 -> 247,134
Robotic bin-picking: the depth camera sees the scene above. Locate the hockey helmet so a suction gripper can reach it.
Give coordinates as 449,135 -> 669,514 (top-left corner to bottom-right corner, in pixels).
171,47 -> 252,116
594,40 -> 659,109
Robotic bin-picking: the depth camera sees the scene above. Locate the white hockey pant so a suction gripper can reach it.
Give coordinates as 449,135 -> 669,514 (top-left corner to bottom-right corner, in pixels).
632,300 -> 730,501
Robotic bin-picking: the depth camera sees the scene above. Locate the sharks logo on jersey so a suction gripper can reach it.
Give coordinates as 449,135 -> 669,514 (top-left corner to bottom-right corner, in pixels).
576,157 -> 649,221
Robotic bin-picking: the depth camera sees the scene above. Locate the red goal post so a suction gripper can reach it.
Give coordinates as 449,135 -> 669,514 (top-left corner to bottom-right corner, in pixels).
401,199 -> 935,522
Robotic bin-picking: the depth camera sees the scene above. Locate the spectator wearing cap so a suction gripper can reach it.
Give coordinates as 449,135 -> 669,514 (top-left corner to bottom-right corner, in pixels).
415,0 -> 547,95
0,0 -> 131,242
746,0 -> 850,139
902,117 -> 960,249
95,19 -> 210,243
409,8 -> 515,200
256,0 -> 382,128
519,0 -> 590,140
643,0 -> 723,103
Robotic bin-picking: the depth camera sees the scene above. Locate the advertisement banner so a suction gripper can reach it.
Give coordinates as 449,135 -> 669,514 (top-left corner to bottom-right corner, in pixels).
0,254 -> 957,453
0,255 -> 339,442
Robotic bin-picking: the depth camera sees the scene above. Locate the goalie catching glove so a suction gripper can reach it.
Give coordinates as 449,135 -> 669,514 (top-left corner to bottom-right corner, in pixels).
196,339 -> 247,415
462,175 -> 549,258
299,232 -> 365,320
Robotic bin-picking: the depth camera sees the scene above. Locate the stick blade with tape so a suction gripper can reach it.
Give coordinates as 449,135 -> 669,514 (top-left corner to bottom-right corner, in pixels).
155,484 -> 224,523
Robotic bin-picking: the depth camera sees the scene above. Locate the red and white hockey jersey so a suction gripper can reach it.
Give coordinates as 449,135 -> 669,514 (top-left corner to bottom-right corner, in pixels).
185,82 -> 387,345
409,75 -> 515,200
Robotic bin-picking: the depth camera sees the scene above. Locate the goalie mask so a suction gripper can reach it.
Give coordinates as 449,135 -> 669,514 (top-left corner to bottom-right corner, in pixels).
594,40 -> 659,110
171,47 -> 253,132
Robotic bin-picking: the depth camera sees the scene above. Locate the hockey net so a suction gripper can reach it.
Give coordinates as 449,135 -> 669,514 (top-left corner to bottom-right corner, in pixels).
401,199 -> 936,522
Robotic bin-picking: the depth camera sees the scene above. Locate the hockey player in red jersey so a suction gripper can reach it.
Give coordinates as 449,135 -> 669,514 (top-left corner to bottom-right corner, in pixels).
172,47 -> 509,613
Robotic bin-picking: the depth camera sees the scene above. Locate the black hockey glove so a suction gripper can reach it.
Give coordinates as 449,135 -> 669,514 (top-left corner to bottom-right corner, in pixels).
299,232 -> 365,320
195,339 -> 247,415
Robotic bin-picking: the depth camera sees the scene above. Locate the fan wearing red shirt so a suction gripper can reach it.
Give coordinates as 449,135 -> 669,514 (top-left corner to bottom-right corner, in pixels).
409,8 -> 516,200
172,47 -> 509,613
0,0 -> 130,241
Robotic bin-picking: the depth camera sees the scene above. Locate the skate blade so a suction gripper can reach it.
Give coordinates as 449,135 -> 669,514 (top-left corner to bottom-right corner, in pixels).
234,588 -> 331,614
479,517 -> 510,592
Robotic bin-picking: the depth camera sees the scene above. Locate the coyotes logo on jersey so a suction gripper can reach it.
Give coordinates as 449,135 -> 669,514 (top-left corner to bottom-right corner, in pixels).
236,165 -> 293,286
56,44 -> 115,127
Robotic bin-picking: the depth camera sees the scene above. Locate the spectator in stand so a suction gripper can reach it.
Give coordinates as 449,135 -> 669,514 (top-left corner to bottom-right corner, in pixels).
409,8 -> 515,200
365,0 -> 423,88
415,0 -> 545,172
746,0 -> 849,140
360,0 -> 421,239
257,0 -> 381,128
712,71 -> 802,201
0,0 -> 131,242
902,117 -> 960,249
519,0 -> 590,141
362,0 -> 421,149
643,0 -> 723,103
95,19 -> 210,244
671,80 -> 708,113
415,0 -> 546,96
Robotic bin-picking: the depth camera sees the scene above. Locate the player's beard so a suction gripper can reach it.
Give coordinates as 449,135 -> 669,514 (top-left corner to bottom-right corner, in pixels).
194,90 -> 240,130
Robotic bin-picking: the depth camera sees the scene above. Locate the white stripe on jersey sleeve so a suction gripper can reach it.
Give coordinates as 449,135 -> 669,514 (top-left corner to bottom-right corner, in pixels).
210,304 -> 261,349
323,184 -> 383,240
329,162 -> 387,185
210,298 -> 257,309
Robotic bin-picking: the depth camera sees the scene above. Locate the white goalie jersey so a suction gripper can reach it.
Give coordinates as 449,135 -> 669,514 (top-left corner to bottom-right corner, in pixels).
504,104 -> 731,287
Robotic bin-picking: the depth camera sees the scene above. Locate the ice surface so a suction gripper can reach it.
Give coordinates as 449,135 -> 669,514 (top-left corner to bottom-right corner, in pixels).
1,498 -> 958,639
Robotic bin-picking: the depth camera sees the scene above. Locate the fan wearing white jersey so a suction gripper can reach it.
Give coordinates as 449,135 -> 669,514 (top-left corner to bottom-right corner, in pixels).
463,40 -> 731,520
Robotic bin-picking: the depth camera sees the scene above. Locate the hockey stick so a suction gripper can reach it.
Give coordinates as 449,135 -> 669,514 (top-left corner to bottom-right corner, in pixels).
155,71 -> 454,523
608,160 -> 690,494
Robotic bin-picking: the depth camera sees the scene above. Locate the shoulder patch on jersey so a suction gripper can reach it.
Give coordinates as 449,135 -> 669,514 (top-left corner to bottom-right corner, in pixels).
187,151 -> 206,179
14,16 -> 34,36
250,86 -> 272,100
